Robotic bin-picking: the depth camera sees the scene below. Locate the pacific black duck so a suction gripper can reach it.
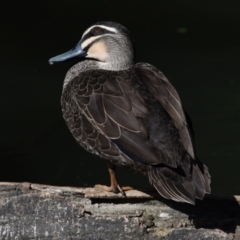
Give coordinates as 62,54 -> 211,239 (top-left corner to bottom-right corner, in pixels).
49,21 -> 211,204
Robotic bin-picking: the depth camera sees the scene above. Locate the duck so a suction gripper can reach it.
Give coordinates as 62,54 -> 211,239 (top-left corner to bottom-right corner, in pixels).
49,21 -> 211,204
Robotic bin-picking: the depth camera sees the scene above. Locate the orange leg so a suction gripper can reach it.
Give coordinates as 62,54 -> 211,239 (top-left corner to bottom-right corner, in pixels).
94,163 -> 132,196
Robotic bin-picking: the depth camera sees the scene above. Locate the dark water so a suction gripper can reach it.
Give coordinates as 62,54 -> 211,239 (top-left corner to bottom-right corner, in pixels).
1,1 -> 240,195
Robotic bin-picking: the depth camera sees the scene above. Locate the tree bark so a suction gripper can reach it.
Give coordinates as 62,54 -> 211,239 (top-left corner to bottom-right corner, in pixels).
0,182 -> 239,239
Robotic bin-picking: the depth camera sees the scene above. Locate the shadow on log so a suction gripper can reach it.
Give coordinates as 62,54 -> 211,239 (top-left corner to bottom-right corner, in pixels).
0,182 -> 239,239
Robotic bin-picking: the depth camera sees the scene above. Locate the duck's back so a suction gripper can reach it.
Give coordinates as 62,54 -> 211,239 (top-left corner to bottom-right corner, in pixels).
61,62 -> 211,204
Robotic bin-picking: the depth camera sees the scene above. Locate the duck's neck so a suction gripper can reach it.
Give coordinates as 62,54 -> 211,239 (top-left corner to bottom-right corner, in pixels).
63,59 -> 134,89
63,60 -> 97,88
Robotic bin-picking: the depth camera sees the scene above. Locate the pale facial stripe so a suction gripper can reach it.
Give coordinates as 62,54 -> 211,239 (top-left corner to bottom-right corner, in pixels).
81,35 -> 103,50
82,25 -> 118,38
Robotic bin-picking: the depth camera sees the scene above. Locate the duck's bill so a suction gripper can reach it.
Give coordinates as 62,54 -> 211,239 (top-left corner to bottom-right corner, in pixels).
49,45 -> 87,65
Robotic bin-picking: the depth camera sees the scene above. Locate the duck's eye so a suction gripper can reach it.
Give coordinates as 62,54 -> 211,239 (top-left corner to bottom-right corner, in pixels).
91,27 -> 103,36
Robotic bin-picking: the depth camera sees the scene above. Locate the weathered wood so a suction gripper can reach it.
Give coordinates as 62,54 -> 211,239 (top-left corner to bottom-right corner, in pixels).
0,182 -> 239,239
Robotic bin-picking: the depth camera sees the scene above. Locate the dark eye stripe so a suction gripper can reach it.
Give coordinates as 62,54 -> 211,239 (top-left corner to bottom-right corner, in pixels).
91,27 -> 103,36
82,27 -> 115,43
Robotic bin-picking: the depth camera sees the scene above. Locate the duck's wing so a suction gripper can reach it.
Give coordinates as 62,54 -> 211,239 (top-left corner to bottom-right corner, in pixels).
135,63 -> 211,203
62,69 -> 166,167
135,62 -> 195,159
63,68 -> 187,167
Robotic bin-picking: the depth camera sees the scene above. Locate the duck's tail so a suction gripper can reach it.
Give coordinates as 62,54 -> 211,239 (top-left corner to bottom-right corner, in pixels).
148,158 -> 211,205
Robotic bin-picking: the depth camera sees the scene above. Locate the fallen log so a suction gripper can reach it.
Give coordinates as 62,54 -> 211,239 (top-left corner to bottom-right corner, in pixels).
0,182 -> 239,239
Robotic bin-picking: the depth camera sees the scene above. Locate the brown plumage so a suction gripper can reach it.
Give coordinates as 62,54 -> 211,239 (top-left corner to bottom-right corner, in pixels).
49,21 -> 211,204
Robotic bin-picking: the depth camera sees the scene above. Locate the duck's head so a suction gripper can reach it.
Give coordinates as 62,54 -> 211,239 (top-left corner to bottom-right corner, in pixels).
49,21 -> 135,71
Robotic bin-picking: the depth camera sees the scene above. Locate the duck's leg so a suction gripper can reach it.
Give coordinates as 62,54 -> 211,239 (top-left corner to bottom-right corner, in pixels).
94,163 -> 132,196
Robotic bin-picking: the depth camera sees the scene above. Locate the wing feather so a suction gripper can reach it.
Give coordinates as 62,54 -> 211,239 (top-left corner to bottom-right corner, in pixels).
135,62 -> 195,159
87,94 -> 106,124
103,97 -> 141,132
